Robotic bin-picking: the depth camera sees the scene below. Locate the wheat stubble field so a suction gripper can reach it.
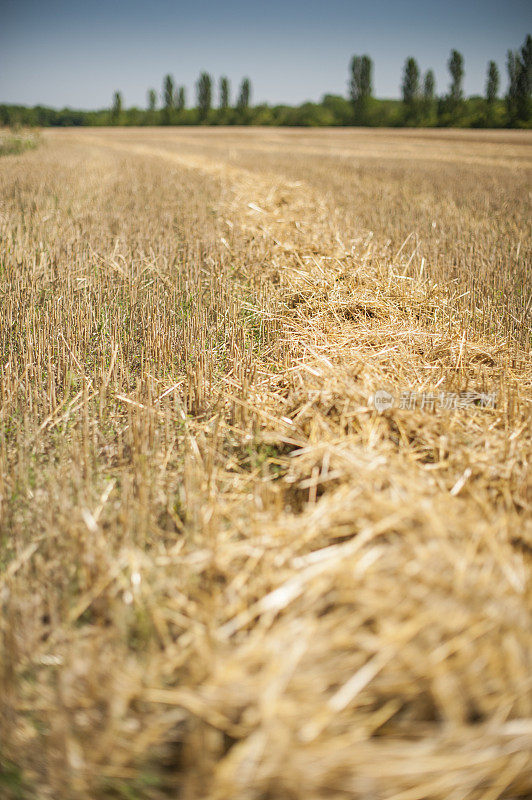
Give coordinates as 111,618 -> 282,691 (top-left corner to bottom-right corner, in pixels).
0,127 -> 531,799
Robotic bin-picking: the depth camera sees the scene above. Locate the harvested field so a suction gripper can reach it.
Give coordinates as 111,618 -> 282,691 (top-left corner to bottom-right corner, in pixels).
0,127 -> 531,800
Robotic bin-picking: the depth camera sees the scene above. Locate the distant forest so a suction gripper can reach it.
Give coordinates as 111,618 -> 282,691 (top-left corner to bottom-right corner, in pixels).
2,38 -> 530,128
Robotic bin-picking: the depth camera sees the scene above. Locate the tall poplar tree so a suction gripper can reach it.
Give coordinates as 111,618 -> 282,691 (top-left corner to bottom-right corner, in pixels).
147,89 -> 157,125
422,69 -> 436,122
147,89 -> 157,111
237,78 -> 251,110
176,87 -> 186,112
516,34 -> 531,121
485,61 -> 499,126
486,61 -> 499,104
445,49 -> 465,123
349,54 -> 373,124
111,91 -> 122,124
219,76 -> 230,111
448,50 -> 464,103
402,57 -> 420,124
163,74 -> 174,123
197,72 -> 213,121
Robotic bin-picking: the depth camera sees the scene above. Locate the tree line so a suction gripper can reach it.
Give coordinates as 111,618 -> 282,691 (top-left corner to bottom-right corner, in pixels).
127,73 -> 254,125
2,36 -> 530,128
349,37 -> 530,126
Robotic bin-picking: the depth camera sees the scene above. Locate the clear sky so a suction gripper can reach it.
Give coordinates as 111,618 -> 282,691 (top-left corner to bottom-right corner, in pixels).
1,0 -> 530,109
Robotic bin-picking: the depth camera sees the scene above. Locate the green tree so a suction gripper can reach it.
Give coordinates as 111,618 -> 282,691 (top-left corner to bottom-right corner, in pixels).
401,57 -> 420,124
219,76 -> 230,111
111,91 -> 122,124
146,88 -> 157,125
163,74 -> 174,124
422,69 -> 436,123
486,61 -> 499,104
197,72 -> 213,121
446,49 -> 465,124
176,86 -> 186,111
349,54 -> 373,124
147,89 -> 157,112
506,50 -> 519,122
448,50 -> 464,102
516,34 -> 531,122
485,61 -> 499,126
523,34 -> 532,81
506,40 -> 531,124
448,50 -> 464,101
236,78 -> 251,123
237,78 -> 251,110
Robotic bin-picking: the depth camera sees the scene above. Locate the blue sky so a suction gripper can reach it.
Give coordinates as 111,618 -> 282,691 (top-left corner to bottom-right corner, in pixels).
1,0 -> 530,108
